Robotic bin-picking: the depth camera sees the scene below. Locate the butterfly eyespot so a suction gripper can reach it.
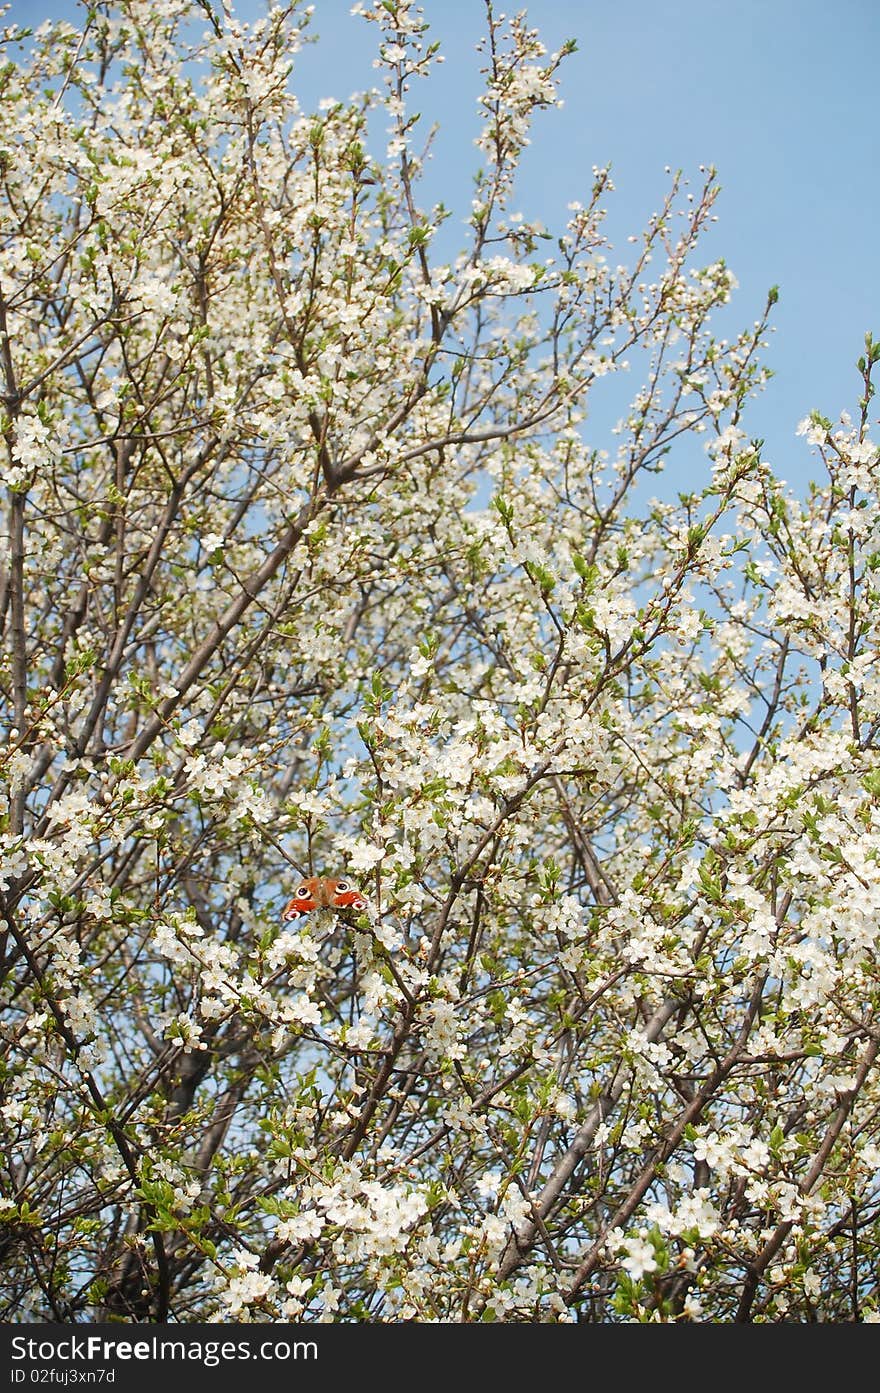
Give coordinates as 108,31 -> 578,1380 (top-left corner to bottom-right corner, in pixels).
336,880 -> 350,892
295,885 -> 310,898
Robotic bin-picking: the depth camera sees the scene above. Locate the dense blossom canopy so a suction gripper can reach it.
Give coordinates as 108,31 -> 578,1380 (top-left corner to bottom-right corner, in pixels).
1,0 -> 879,1323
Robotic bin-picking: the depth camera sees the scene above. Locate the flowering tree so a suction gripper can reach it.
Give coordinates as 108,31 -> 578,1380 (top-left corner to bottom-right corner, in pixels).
2,0 -> 879,1325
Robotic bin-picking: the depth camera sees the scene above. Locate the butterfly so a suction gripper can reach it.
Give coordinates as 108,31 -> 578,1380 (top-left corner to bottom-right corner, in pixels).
281,875 -> 367,923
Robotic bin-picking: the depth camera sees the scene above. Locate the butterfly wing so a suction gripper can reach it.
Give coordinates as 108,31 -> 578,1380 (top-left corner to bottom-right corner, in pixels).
328,878 -> 367,912
281,877 -> 321,922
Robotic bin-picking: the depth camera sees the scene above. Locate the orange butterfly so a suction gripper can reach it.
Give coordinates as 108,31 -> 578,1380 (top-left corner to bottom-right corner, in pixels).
281,875 -> 367,922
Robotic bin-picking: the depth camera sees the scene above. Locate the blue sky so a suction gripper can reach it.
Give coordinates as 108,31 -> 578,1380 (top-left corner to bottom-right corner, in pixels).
6,0 -> 880,495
